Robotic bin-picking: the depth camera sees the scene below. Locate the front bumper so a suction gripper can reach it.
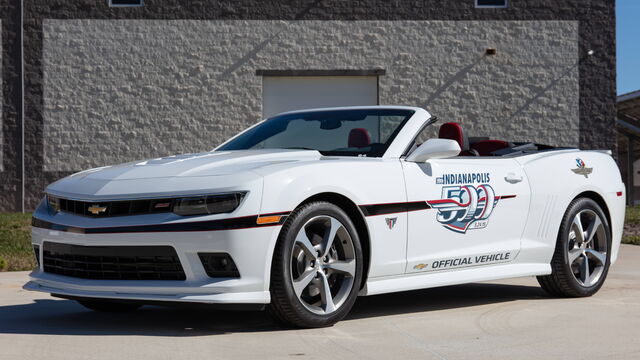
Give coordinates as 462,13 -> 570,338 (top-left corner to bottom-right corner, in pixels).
26,224 -> 283,304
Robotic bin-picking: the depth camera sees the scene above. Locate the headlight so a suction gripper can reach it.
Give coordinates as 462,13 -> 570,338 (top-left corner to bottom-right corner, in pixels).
173,192 -> 246,216
47,195 -> 60,213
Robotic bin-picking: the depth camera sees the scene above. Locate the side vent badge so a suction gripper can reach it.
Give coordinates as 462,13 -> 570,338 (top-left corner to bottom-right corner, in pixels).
385,217 -> 397,230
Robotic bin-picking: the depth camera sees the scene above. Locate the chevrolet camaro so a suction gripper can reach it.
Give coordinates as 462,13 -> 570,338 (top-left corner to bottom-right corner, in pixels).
25,106 -> 625,327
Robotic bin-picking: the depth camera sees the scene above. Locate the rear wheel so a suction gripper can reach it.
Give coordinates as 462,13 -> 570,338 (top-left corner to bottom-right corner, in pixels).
537,198 -> 611,297
77,299 -> 142,312
268,201 -> 363,328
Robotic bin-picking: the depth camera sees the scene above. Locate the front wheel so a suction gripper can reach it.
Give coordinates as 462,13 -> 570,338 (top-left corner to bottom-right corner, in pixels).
537,197 -> 611,297
268,201 -> 363,328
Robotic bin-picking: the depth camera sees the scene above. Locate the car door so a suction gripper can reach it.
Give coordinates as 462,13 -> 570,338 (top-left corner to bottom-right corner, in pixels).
402,157 -> 530,273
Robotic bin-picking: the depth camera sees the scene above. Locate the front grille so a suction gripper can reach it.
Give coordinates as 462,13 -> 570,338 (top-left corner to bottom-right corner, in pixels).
57,197 -> 174,217
42,242 -> 186,280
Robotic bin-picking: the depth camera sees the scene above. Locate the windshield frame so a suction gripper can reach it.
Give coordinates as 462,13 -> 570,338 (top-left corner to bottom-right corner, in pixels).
216,108 -> 417,158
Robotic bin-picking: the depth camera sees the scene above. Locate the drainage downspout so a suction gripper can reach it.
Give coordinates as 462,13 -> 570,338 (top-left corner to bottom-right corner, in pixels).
19,0 -> 24,212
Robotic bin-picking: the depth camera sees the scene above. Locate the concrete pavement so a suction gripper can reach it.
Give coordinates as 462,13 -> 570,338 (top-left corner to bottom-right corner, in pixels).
1,245 -> 639,360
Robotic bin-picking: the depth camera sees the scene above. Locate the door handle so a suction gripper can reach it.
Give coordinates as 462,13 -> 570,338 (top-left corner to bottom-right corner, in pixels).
504,173 -> 523,183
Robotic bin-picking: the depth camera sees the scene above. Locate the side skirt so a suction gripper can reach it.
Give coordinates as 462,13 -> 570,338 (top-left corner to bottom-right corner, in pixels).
361,263 -> 551,296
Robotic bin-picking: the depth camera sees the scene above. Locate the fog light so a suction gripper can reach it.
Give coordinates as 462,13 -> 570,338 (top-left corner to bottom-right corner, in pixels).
198,253 -> 240,278
33,245 -> 40,267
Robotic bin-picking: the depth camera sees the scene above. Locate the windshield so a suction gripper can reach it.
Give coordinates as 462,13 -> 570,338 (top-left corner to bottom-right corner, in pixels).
218,109 -> 415,157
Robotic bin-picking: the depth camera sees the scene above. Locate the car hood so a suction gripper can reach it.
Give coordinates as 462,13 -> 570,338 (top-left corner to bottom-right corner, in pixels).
69,149 -> 321,180
45,149 -> 321,200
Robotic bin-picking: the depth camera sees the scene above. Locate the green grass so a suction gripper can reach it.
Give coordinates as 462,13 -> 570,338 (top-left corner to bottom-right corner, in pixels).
0,213 -> 35,271
1,206 -> 640,272
622,235 -> 640,246
625,206 -> 640,225
623,206 -> 640,245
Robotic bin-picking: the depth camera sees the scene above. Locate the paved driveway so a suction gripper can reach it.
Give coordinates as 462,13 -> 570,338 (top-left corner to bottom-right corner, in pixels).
1,245 -> 639,360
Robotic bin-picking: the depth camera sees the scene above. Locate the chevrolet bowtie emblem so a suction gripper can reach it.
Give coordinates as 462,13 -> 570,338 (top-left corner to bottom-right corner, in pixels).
88,205 -> 108,215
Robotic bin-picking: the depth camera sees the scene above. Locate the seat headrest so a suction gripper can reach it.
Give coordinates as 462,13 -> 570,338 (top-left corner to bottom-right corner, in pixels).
439,122 -> 469,151
470,140 -> 510,156
348,128 -> 372,148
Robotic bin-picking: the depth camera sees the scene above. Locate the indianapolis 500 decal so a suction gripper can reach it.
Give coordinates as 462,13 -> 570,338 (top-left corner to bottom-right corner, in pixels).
428,173 -> 515,233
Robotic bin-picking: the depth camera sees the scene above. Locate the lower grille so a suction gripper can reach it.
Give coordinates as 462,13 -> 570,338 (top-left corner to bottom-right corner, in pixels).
42,242 -> 186,280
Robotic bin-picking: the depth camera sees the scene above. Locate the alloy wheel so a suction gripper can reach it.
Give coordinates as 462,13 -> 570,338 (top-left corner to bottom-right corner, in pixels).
290,215 -> 356,315
567,209 -> 608,287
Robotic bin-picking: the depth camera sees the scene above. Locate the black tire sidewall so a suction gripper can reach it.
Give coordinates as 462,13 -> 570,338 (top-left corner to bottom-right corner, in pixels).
270,202 -> 363,327
558,198 -> 612,296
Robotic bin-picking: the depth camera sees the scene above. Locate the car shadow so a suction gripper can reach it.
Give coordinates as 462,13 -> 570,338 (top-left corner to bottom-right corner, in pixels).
0,282 -> 548,336
347,282 -> 548,320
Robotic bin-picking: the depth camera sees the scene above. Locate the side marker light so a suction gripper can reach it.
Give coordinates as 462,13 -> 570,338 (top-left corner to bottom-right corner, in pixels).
256,215 -> 282,225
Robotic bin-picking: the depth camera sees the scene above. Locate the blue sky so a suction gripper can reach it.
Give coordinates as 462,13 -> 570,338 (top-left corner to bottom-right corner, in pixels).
617,0 -> 640,95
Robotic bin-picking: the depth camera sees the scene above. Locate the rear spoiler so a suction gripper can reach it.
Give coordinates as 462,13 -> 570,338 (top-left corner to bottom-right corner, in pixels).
589,149 -> 613,156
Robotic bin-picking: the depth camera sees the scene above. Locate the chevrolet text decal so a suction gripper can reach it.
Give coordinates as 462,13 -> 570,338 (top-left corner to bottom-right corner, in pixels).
412,252 -> 512,271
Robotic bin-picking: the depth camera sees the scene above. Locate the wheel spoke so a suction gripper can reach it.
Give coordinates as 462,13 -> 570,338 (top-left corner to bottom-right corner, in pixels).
317,271 -> 336,313
295,230 -> 317,258
584,216 -> 603,246
568,248 -> 583,264
585,248 -> 606,266
565,210 -> 608,289
293,269 -> 318,297
572,214 -> 585,243
290,214 -> 354,315
327,259 -> 356,277
321,218 -> 343,257
580,254 -> 591,285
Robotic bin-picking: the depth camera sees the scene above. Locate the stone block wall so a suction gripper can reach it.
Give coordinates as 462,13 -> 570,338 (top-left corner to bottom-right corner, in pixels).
42,20 -> 579,171
0,0 -> 616,210
1,0 -> 22,211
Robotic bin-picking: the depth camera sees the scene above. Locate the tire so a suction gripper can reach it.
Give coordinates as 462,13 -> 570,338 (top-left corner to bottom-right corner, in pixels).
268,201 -> 363,328
77,299 -> 142,312
537,197 -> 611,297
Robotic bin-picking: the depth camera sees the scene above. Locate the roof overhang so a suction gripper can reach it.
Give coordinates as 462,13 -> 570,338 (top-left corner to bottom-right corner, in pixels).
618,90 -> 640,138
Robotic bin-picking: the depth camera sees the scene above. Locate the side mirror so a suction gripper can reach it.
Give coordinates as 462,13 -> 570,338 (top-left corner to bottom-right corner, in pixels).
406,139 -> 461,162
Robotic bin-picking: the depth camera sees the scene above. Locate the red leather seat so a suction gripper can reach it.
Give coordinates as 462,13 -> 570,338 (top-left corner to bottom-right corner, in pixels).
470,140 -> 510,156
348,128 -> 371,148
439,122 -> 468,153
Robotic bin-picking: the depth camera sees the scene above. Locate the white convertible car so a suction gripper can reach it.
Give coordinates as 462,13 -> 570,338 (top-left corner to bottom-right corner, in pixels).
25,106 -> 625,327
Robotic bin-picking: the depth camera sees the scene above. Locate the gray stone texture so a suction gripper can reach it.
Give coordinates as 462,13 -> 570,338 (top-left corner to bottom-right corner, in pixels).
14,0 -> 616,211
1,0 -> 22,212
0,20 -> 3,170
42,20 -> 579,171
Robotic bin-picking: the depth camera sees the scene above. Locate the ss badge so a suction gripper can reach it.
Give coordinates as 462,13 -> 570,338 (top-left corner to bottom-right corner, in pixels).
385,217 -> 397,230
